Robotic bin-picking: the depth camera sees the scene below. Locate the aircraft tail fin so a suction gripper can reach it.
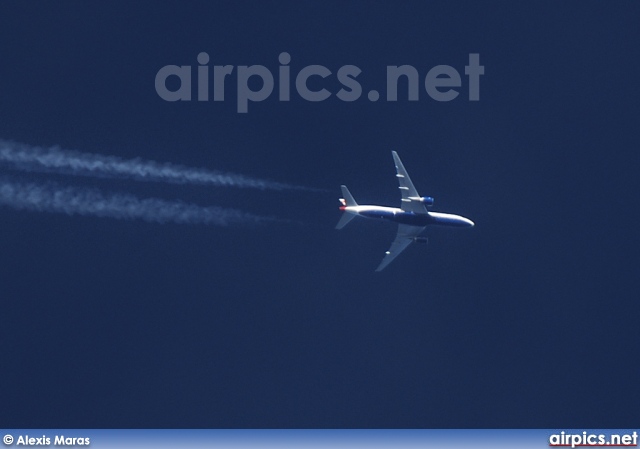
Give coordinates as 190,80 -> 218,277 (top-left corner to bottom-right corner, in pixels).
340,185 -> 358,206
336,185 -> 358,230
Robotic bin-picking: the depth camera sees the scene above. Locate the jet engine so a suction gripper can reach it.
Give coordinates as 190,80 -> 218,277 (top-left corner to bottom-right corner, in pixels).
419,196 -> 435,206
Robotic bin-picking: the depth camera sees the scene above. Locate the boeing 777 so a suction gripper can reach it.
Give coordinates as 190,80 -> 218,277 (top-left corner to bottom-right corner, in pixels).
336,151 -> 474,271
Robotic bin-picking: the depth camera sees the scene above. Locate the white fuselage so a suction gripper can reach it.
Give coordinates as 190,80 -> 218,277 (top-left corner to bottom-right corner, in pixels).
340,205 -> 474,227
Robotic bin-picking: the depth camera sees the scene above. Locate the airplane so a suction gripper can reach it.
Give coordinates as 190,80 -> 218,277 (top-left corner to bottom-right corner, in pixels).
336,151 -> 474,271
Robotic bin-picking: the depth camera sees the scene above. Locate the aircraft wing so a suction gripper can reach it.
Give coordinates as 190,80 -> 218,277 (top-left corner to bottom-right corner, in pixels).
392,151 -> 428,214
375,224 -> 426,272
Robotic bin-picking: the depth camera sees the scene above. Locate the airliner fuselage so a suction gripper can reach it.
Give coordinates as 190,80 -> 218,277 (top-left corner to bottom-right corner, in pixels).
336,151 -> 474,271
339,205 -> 474,228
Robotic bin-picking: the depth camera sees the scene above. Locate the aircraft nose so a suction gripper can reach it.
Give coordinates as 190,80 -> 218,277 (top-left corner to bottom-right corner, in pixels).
466,218 -> 475,227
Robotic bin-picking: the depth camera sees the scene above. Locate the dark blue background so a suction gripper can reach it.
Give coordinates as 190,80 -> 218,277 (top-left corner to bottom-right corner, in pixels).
1,1 -> 638,427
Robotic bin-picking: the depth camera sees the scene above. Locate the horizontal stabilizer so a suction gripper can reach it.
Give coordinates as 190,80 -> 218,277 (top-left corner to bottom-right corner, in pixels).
335,212 -> 357,230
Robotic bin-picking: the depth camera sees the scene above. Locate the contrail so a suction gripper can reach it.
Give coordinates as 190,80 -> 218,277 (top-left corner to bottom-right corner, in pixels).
0,177 -> 278,226
0,139 -> 307,191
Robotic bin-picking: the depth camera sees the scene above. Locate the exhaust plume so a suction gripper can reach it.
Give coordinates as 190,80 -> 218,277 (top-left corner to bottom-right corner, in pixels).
0,177 -> 277,226
0,139 -> 305,191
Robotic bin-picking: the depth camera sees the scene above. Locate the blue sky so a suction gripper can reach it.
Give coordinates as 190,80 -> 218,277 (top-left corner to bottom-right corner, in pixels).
0,1 -> 638,427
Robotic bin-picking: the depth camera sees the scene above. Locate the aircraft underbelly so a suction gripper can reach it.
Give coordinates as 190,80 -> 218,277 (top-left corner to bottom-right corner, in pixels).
390,213 -> 432,226
337,151 -> 474,271
429,213 -> 472,227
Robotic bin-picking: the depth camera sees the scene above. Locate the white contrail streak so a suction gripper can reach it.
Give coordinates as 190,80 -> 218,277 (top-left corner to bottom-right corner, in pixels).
0,178 -> 277,226
0,139 -> 304,191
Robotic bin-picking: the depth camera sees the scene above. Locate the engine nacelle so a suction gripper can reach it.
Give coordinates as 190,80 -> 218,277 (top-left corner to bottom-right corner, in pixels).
413,237 -> 429,244
420,196 -> 434,207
